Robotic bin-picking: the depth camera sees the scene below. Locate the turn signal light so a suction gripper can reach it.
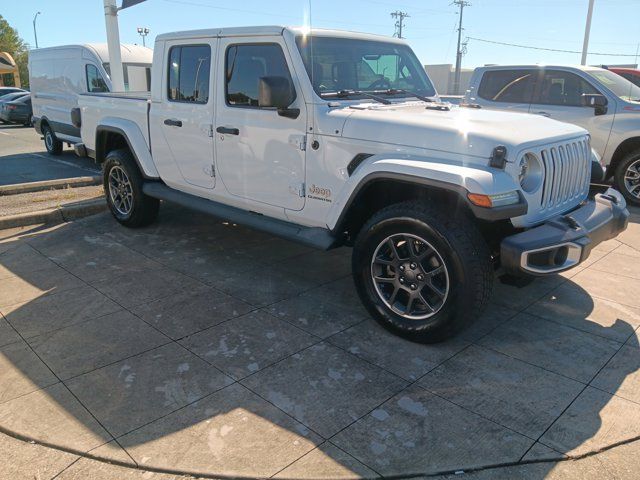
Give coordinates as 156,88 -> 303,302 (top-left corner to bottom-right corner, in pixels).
468,191 -> 520,208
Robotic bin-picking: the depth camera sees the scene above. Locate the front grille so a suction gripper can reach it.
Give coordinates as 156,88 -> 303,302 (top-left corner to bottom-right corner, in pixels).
539,137 -> 591,212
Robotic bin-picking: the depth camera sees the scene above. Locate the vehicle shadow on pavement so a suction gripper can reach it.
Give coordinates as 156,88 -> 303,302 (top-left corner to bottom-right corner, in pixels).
1,207 -> 640,479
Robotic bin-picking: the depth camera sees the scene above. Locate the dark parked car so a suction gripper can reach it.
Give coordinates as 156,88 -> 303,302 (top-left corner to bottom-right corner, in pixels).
0,91 -> 29,106
0,87 -> 27,99
0,94 -> 32,126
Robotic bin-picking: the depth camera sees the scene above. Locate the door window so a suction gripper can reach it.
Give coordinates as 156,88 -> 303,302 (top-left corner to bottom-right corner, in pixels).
533,70 -> 599,106
86,64 -> 109,93
478,69 -> 536,103
225,44 -> 295,107
167,45 -> 211,103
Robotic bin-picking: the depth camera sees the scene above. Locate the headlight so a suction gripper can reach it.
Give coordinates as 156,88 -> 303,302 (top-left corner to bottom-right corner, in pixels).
518,153 -> 543,193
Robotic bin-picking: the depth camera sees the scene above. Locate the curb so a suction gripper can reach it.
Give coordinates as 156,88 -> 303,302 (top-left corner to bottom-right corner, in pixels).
0,198 -> 106,230
0,176 -> 102,196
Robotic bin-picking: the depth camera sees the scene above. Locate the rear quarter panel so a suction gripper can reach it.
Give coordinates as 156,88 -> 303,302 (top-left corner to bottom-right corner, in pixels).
79,93 -> 159,178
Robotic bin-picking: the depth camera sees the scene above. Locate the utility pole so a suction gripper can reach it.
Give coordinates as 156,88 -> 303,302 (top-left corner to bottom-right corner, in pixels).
453,0 -> 470,95
391,11 -> 410,39
32,12 -> 41,49
581,0 -> 595,65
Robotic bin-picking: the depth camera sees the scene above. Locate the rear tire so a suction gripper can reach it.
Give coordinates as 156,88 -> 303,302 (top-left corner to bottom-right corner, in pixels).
103,149 -> 159,228
43,124 -> 63,155
614,150 -> 640,207
352,201 -> 493,344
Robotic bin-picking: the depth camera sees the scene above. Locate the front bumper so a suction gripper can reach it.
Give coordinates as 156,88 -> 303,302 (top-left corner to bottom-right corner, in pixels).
501,188 -> 629,276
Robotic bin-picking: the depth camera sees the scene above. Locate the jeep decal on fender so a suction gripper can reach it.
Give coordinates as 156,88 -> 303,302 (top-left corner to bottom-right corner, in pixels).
307,184 -> 332,203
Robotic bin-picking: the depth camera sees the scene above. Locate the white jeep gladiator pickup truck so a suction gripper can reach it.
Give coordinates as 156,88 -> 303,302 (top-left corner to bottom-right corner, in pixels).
75,26 -> 629,343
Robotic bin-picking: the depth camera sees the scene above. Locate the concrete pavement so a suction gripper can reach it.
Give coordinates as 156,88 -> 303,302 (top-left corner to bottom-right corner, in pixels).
0,205 -> 639,479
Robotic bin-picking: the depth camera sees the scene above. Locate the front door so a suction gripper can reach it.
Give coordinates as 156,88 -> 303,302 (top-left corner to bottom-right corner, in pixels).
529,69 -> 615,157
152,39 -> 217,189
214,39 -> 307,211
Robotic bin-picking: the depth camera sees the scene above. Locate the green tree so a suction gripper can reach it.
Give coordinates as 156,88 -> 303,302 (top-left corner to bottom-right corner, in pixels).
0,14 -> 29,89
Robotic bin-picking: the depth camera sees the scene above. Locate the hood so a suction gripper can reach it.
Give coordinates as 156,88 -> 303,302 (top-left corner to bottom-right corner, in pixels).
340,102 -> 587,161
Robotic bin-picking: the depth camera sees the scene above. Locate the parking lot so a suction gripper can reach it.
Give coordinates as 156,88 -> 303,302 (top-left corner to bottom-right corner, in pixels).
0,124 -> 99,186
1,187 -> 640,478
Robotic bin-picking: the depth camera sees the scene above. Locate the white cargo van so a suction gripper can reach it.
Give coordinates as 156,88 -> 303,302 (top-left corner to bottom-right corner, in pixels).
29,43 -> 152,155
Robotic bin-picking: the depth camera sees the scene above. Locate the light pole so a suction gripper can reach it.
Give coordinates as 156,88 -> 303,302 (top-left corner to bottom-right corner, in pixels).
33,12 -> 41,49
137,27 -> 150,47
581,0 -> 595,65
103,0 -> 125,92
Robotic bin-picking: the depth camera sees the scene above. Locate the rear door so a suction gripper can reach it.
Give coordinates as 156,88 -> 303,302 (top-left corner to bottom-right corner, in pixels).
150,39 -> 217,190
473,68 -> 536,113
529,69 -> 615,156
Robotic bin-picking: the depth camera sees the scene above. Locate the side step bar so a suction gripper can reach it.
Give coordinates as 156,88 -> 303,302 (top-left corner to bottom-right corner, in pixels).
142,182 -> 337,251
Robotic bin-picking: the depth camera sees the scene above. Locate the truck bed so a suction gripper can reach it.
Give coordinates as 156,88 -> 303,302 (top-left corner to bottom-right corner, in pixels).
79,92 -> 150,153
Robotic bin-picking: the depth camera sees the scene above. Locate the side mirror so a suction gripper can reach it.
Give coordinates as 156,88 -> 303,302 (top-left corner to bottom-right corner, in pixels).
582,93 -> 608,116
258,76 -> 299,119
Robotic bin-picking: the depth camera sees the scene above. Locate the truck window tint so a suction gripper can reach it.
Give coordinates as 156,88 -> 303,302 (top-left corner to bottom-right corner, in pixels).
478,70 -> 536,103
226,44 -> 293,107
533,70 -> 598,107
167,45 -> 211,103
86,64 -> 109,93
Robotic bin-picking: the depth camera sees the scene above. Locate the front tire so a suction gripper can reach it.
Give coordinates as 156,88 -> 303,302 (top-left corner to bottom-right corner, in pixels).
614,151 -> 640,207
352,201 -> 493,344
43,124 -> 63,155
103,149 -> 159,228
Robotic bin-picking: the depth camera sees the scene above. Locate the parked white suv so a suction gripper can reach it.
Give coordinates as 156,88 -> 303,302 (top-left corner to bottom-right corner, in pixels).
75,27 -> 628,343
465,65 -> 640,205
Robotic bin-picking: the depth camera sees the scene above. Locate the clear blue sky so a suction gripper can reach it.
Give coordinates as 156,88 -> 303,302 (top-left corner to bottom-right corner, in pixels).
5,0 -> 640,68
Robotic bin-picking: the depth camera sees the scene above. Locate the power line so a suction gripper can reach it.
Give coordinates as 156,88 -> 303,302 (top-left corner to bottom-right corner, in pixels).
162,0 -> 392,28
467,36 -> 640,57
452,0 -> 470,95
391,11 -> 410,38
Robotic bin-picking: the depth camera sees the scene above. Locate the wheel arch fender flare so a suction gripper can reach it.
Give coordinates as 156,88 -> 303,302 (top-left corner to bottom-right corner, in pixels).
327,154 -> 527,234
36,115 -> 54,136
95,118 -> 159,179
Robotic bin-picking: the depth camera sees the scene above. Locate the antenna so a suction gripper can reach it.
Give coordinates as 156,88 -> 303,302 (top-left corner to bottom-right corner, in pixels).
391,11 -> 410,39
452,0 -> 471,95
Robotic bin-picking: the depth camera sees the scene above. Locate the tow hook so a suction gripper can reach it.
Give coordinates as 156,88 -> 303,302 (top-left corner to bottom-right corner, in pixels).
563,215 -> 580,230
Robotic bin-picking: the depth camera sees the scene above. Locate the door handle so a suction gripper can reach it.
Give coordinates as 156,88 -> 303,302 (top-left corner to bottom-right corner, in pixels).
216,126 -> 240,136
164,119 -> 183,127
535,111 -> 551,117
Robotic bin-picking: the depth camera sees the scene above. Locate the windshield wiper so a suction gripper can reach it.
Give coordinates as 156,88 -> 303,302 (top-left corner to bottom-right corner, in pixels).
383,88 -> 434,103
321,90 -> 391,105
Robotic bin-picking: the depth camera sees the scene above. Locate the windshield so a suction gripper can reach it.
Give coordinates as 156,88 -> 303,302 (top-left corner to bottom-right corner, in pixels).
590,69 -> 640,102
295,35 -> 436,100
